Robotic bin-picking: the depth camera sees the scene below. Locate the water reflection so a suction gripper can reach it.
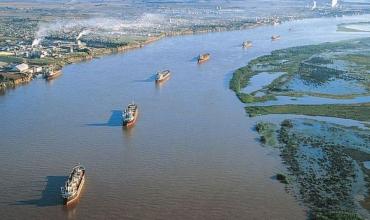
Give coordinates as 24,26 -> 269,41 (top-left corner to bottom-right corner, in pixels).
62,183 -> 86,219
122,125 -> 135,140
155,77 -> 171,90
45,78 -> 57,86
13,176 -> 67,207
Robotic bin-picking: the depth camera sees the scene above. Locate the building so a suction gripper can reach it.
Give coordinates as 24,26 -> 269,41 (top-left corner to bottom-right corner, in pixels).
12,63 -> 30,73
32,66 -> 43,74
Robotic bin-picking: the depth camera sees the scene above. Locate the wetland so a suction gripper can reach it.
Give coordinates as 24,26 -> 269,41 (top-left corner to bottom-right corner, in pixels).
232,25 -> 370,219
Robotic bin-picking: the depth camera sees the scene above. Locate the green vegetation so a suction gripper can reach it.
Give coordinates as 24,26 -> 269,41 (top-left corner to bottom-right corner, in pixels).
256,119 -> 370,219
255,122 -> 278,147
230,38 -> 370,103
229,65 -> 278,103
0,55 -> 24,64
237,93 -> 276,103
312,211 -> 363,220
229,65 -> 254,93
27,58 -> 56,66
276,173 -> 288,184
246,103 -> 370,122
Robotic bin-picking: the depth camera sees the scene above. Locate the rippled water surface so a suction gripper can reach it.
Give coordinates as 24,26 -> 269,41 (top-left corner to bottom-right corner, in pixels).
1,15 -> 370,220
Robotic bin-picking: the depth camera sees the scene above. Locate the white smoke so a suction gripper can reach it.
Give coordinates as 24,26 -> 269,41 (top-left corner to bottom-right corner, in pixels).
76,29 -> 91,40
32,38 -> 42,47
312,0 -> 317,10
31,13 -> 187,44
332,0 -> 338,8
31,23 -> 50,46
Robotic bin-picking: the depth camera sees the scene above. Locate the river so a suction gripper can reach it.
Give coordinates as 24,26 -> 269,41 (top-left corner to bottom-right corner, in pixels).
1,15 -> 369,220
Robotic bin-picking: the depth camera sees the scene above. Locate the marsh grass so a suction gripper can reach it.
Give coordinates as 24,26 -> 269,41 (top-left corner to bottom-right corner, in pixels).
246,103 -> 370,122
230,38 -> 370,103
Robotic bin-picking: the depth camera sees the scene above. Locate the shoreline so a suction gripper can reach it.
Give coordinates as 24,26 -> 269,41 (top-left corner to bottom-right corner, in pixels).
0,34 -> 166,92
0,14 -> 306,93
0,12 -> 349,93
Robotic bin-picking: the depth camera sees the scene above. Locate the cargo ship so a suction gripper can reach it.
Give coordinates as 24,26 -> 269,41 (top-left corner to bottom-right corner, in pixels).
122,103 -> 138,127
198,53 -> 210,63
61,165 -> 85,205
242,40 -> 253,48
44,70 -> 61,80
271,35 -> 281,41
155,70 -> 171,83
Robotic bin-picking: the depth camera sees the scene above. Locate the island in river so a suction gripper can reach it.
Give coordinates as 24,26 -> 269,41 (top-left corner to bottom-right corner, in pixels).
231,37 -> 370,219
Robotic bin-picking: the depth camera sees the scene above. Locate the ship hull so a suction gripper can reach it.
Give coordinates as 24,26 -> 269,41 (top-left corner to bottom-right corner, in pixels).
197,58 -> 209,63
45,70 -> 62,80
198,54 -> 210,63
155,74 -> 170,83
63,172 -> 85,205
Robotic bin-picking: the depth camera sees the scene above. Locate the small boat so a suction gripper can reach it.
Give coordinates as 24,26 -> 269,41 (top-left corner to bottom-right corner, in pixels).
198,53 -> 210,63
155,70 -> 171,83
271,35 -> 281,41
242,41 -> 253,48
122,103 -> 138,127
61,164 -> 85,205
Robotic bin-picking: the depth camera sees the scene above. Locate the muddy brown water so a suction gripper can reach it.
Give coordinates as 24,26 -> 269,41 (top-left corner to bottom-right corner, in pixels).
1,15 -> 369,219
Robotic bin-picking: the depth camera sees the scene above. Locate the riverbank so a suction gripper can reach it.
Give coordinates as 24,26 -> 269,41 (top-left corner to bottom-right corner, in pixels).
2,5 -> 369,94
0,35 -> 164,92
0,14 -> 284,93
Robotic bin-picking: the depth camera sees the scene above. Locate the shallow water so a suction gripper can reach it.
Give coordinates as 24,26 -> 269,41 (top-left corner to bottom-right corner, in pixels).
284,76 -> 367,95
346,23 -> 370,31
253,94 -> 370,106
1,15 -> 370,220
243,72 -> 285,94
252,114 -> 370,129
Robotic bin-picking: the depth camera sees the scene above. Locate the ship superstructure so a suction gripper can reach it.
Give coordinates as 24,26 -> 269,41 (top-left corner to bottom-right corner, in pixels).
122,103 -> 138,126
198,53 -> 210,63
156,70 -> 171,82
243,41 -> 253,48
61,165 -> 85,205
271,35 -> 281,41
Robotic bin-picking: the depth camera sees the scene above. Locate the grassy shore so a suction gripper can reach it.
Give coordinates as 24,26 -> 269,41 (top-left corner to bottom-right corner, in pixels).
246,103 -> 370,122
